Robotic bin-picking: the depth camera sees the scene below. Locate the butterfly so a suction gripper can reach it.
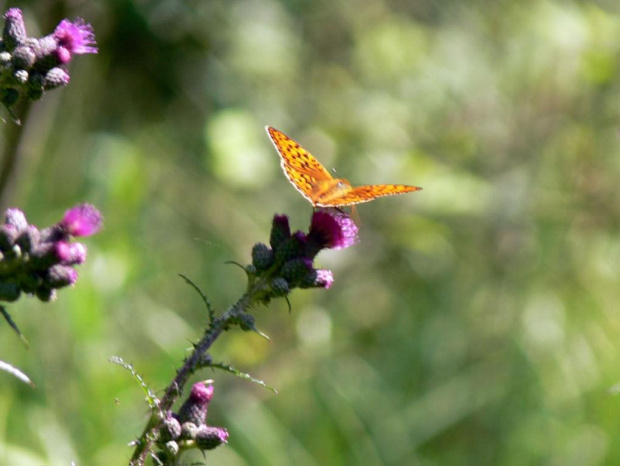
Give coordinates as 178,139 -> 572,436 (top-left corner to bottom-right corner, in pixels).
266,126 -> 422,207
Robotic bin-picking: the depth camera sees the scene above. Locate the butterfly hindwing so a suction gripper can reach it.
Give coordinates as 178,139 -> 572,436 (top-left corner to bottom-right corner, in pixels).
317,184 -> 422,207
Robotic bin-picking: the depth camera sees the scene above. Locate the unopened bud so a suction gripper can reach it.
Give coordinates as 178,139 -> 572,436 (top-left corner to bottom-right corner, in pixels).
195,425 -> 229,451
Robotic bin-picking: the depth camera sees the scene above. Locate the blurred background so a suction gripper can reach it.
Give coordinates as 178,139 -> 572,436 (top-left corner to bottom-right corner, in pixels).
1,0 -> 620,464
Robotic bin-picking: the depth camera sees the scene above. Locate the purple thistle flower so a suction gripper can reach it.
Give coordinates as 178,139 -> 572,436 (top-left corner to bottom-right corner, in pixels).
308,210 -> 358,251
53,18 -> 97,63
300,268 -> 334,290
177,381 -> 214,426
313,269 -> 334,289
61,204 -> 102,237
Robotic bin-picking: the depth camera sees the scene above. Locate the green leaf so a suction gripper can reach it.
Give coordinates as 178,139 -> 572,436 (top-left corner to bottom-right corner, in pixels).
209,361 -> 278,394
109,356 -> 160,410
0,305 -> 28,348
0,359 -> 34,387
179,274 -> 215,323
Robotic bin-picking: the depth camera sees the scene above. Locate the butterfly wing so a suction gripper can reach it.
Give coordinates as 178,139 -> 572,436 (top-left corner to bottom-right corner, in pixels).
317,184 -> 422,207
266,126 -> 334,204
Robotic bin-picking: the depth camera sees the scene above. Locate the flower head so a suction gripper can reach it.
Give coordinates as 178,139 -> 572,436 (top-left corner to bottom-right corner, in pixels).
308,210 -> 358,252
61,204 -> 102,237
177,381 -> 214,426
53,19 -> 97,63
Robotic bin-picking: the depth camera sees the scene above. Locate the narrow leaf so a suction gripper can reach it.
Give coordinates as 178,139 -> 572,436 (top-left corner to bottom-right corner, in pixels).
209,361 -> 278,393
179,274 -> 215,322
0,305 -> 29,347
0,359 -> 34,387
109,356 -> 160,410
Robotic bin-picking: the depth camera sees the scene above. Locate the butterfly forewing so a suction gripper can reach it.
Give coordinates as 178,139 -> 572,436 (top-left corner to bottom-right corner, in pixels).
266,125 -> 421,207
266,127 -> 335,203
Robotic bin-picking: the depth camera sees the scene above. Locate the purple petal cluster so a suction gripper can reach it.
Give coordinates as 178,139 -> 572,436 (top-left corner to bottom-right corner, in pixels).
0,204 -> 102,303
308,210 -> 359,251
157,381 -> 228,459
0,8 -> 97,109
248,209 -> 358,301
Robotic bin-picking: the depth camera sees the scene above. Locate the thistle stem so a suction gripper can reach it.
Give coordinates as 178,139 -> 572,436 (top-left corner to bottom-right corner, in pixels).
129,289 -> 256,465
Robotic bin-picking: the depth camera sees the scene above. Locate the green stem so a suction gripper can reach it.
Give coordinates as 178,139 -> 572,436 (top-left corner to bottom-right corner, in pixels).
0,100 -> 32,208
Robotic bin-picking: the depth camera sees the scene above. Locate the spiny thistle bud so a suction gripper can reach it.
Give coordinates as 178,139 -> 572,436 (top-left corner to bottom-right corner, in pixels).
42,67 -> 69,90
270,277 -> 289,297
45,264 -> 78,288
158,412 -> 182,442
195,425 -> 229,451
3,8 -> 27,51
16,225 -> 39,254
269,214 -> 291,250
281,257 -> 314,287
5,208 -> 28,232
251,242 -> 274,271
177,381 -> 214,427
274,231 -> 307,263
12,45 -> 36,69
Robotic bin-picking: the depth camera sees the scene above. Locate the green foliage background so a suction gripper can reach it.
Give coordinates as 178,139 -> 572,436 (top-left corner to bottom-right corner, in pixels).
2,0 -> 620,464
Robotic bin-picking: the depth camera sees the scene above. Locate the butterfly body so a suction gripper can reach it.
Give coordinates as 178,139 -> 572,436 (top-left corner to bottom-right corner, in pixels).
266,126 -> 421,207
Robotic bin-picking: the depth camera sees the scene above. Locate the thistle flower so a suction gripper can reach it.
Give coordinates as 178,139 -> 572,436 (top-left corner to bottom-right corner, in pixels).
0,10 -> 97,110
308,209 -> 359,252
0,205 -> 101,303
177,381 -> 214,426
53,19 -> 97,64
60,204 -> 103,237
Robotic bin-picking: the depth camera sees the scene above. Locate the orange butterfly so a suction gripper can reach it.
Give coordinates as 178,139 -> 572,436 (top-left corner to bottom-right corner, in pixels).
266,126 -> 422,207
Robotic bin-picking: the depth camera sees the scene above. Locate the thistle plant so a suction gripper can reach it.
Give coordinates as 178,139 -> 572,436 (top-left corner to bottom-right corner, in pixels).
128,209 -> 359,465
0,8 -> 97,111
0,204 -> 102,384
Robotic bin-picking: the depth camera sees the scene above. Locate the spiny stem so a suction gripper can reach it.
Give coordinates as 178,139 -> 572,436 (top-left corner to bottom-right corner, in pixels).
129,287 -> 257,465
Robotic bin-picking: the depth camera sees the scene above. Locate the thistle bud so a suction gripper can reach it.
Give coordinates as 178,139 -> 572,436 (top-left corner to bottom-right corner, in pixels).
3,8 -> 27,51
251,243 -> 274,271
195,425 -> 229,451
269,214 -> 291,250
177,381 -> 214,427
